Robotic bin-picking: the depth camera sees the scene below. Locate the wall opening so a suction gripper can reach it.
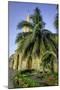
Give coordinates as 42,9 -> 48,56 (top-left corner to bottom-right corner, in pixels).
27,59 -> 32,70
16,54 -> 19,70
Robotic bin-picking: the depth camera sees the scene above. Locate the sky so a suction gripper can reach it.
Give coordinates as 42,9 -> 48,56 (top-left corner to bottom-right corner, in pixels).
8,1 -> 57,56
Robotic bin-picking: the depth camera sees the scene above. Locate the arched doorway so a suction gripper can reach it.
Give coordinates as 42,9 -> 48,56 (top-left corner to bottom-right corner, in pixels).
16,54 -> 19,70
27,59 -> 32,70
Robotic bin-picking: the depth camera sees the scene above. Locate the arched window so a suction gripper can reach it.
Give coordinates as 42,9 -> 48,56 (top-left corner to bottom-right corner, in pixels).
27,56 -> 32,70
16,54 -> 19,70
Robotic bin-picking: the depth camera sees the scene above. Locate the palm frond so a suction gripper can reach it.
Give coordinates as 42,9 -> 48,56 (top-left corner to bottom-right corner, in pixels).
41,51 -> 57,69
15,32 -> 32,43
30,7 -> 45,29
46,34 -> 57,53
22,41 -> 34,60
17,21 -> 34,29
16,38 -> 26,53
32,37 -> 40,58
54,14 -> 58,30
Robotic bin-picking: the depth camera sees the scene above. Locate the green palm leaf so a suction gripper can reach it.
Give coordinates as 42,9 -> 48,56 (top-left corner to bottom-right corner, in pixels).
15,32 -> 32,43
15,7 -> 58,72
17,21 -> 34,29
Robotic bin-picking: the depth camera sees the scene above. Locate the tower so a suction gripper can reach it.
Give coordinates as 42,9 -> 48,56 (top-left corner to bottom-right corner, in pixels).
23,15 -> 30,32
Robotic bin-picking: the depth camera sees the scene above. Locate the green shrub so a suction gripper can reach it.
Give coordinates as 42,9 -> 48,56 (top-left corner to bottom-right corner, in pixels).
12,71 -> 58,88
12,72 -> 39,88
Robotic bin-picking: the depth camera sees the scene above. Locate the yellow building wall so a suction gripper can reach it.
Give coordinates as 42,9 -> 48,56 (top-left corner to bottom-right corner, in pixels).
10,53 -> 58,73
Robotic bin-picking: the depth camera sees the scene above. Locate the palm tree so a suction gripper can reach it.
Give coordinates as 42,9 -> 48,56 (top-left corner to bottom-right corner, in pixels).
15,7 -> 58,70
54,5 -> 58,31
54,14 -> 58,31
16,7 -> 45,59
16,30 -> 57,60
17,8 -> 45,31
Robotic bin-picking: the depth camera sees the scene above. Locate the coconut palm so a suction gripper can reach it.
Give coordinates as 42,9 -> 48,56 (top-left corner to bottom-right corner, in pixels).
16,7 -> 45,58
17,8 -> 45,31
15,7 -> 58,70
54,5 -> 58,30
16,26 -> 57,68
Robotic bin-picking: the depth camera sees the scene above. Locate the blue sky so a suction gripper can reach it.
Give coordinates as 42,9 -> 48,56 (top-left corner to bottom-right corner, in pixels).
8,1 -> 57,56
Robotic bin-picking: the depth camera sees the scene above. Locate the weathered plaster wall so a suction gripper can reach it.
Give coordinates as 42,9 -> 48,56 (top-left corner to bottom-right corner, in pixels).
9,52 -> 58,73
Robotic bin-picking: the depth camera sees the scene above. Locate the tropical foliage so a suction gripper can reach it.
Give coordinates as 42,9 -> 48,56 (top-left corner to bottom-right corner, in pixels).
17,8 -> 45,30
54,5 -> 58,30
15,7 -> 58,72
12,70 -> 58,88
9,7 -> 58,88
41,51 -> 57,73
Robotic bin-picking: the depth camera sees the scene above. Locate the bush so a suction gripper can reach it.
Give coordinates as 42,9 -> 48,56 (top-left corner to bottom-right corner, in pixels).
12,71 -> 58,88
21,76 -> 39,87
12,72 -> 39,88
